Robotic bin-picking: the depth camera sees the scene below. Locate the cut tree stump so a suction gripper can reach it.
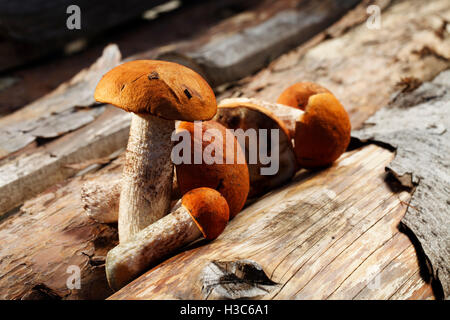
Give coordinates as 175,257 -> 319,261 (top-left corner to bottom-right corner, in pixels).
109,145 -> 434,299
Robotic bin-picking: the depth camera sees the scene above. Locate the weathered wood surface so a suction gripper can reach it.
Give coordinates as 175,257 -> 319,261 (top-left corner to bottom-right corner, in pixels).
146,0 -> 361,86
109,144 -> 434,300
353,70 -> 450,298
0,158 -> 123,300
0,44 -> 121,158
0,0 -> 364,217
219,0 -> 450,129
0,0 -> 445,300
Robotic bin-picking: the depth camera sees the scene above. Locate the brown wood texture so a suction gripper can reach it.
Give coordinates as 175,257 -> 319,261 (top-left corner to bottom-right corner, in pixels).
109,145 -> 434,300
0,0 -> 446,300
219,0 -> 450,129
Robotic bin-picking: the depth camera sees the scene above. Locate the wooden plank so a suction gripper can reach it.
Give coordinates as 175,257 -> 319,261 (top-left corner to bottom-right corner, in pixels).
0,107 -> 130,217
108,145 -> 433,299
0,157 -> 124,300
0,44 -> 121,158
146,0 -> 361,86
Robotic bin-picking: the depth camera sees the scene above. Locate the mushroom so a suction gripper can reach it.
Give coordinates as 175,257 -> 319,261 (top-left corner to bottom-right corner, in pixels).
176,120 -> 249,219
105,187 -> 229,291
276,81 -> 331,110
81,121 -> 249,222
276,82 -> 351,168
94,60 -> 216,242
219,97 -> 302,138
213,100 -> 297,197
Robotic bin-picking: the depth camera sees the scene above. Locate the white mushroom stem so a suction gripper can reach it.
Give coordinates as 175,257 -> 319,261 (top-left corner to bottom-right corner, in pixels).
81,173 -> 181,224
119,113 -> 174,242
219,97 -> 304,137
106,201 -> 202,290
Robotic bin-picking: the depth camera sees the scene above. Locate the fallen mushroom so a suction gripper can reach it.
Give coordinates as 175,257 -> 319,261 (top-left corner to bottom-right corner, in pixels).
81,121 -> 249,222
277,82 -> 351,168
218,97 -> 302,138
94,60 -> 216,242
213,100 -> 297,197
105,187 -> 229,291
176,120 -> 249,219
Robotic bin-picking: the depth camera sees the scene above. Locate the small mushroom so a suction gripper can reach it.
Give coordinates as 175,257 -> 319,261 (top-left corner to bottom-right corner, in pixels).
105,187 -> 229,291
277,82 -> 351,168
276,81 -> 331,110
95,60 -> 216,242
81,121 -> 249,222
176,120 -> 249,219
213,100 -> 297,197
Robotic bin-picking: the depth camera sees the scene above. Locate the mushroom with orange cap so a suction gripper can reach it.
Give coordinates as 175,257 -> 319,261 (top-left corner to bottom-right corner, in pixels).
94,60 -> 216,242
277,82 -> 351,168
176,120 -> 249,219
277,81 -> 331,110
213,99 -> 297,197
105,187 -> 229,291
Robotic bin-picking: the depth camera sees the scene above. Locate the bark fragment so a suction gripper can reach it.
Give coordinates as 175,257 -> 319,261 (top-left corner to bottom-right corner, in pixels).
353,70 -> 450,298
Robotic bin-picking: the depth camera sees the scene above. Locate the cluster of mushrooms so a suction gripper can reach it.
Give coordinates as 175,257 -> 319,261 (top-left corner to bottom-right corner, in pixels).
83,60 -> 351,290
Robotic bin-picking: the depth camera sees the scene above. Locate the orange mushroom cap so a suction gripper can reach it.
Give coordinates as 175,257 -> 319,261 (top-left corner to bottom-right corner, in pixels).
176,120 -> 249,219
182,188 -> 229,240
94,60 -> 216,121
276,81 -> 331,110
294,93 -> 351,168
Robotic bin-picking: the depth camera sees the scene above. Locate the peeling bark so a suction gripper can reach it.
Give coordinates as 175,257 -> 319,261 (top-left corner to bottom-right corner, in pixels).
353,70 -> 450,298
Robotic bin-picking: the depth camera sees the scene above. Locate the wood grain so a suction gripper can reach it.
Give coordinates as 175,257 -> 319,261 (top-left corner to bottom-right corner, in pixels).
109,145 -> 434,299
0,0 -> 443,300
148,0 -> 360,86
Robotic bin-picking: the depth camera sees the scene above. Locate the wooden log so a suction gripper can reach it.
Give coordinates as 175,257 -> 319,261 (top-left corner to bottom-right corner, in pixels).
108,145 -> 433,299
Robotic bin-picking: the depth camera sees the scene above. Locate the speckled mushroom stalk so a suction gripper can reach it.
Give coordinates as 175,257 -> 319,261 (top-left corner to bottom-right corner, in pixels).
105,188 -> 229,291
94,60 -> 216,242
119,114 -> 174,242
218,97 -> 303,138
